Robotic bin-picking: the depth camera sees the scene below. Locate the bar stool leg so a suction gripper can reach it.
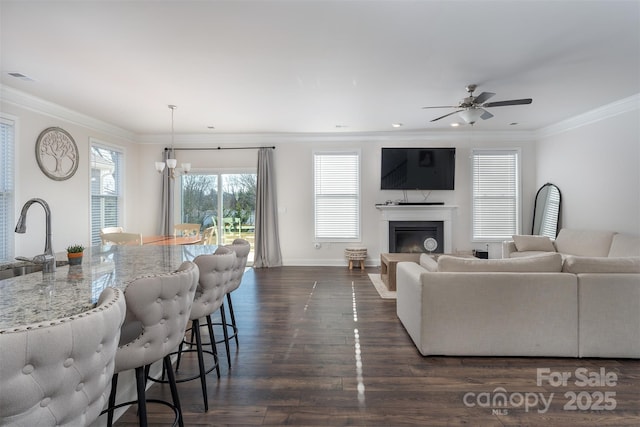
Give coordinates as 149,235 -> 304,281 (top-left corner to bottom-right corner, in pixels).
134,366 -> 148,427
206,315 -> 221,378
226,294 -> 239,346
191,319 -> 209,412
107,374 -> 118,427
219,305 -> 232,368
163,355 -> 185,427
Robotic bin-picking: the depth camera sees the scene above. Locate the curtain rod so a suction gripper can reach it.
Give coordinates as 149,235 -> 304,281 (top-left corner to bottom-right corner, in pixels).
164,146 -> 275,152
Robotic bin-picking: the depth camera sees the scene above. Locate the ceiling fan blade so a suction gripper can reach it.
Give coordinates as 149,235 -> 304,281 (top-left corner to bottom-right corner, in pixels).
430,110 -> 463,122
422,105 -> 458,109
480,109 -> 494,120
473,92 -> 495,104
483,98 -> 533,107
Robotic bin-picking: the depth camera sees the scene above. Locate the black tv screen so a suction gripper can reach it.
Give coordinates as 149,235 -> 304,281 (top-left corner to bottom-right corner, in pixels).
381,147 -> 456,190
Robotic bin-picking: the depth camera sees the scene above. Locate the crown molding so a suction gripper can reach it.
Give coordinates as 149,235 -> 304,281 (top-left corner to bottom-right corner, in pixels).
0,85 -> 136,142
3,85 -> 636,144
136,129 -> 537,145
537,93 -> 640,138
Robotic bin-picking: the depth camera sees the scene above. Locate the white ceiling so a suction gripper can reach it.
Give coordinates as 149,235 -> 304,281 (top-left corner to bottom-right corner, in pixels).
1,0 -> 639,136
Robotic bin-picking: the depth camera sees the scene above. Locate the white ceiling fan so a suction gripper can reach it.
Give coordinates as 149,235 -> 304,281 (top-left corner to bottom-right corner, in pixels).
423,84 -> 533,125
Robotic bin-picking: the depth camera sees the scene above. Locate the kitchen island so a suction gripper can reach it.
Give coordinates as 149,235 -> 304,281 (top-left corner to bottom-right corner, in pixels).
0,244 -> 217,330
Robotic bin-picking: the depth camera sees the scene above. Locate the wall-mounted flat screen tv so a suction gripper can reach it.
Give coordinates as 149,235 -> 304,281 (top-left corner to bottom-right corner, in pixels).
381,147 -> 456,190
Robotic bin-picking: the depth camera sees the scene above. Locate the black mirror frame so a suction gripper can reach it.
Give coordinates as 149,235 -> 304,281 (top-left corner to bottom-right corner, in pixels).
532,183 -> 562,237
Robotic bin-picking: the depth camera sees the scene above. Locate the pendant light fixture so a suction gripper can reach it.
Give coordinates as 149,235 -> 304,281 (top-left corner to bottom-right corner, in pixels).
155,105 -> 183,179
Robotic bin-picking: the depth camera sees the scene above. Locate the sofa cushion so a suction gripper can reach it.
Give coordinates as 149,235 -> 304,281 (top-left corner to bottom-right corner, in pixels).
608,233 -> 640,257
554,229 -> 615,257
509,250 -> 553,258
419,254 -> 438,272
512,235 -> 556,252
563,256 -> 640,274
437,252 -> 563,273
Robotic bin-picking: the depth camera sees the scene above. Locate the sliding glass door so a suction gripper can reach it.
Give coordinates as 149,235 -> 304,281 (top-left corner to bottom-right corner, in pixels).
180,172 -> 256,259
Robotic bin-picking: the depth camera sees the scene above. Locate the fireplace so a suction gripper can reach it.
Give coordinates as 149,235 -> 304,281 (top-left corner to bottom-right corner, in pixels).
389,221 -> 444,253
376,204 -> 456,254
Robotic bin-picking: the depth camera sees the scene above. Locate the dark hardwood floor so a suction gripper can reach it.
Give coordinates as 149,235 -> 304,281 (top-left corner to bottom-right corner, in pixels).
115,266 -> 640,426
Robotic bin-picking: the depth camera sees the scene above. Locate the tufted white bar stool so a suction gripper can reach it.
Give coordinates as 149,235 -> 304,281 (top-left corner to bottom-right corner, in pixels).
217,238 -> 250,367
0,287 -> 126,426
169,246 -> 235,412
103,261 -> 199,427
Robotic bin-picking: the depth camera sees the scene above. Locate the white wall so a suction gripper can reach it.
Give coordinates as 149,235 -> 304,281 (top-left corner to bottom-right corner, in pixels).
272,135 -> 537,264
7,89 -> 637,265
536,105 -> 640,235
1,100 -> 141,258
134,133 -> 536,265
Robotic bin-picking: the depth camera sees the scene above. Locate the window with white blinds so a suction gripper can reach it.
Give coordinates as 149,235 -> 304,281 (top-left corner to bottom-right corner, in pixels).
0,117 -> 15,262
314,151 -> 360,241
472,149 -> 520,241
90,142 -> 123,245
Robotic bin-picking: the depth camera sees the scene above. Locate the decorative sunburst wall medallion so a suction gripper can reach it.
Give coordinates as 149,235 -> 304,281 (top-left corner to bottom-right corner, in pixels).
35,127 -> 79,180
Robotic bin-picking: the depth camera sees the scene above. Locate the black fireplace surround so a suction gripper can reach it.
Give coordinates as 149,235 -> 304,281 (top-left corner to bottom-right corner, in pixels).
389,221 -> 444,254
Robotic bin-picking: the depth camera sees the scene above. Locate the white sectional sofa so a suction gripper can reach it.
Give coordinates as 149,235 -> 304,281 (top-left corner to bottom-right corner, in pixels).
396,229 -> 640,358
502,228 -> 640,259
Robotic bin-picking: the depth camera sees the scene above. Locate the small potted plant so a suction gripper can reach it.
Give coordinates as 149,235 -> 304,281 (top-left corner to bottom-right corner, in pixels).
66,244 -> 85,266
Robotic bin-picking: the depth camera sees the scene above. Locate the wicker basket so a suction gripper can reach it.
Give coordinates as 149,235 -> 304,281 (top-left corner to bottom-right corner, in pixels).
344,247 -> 367,270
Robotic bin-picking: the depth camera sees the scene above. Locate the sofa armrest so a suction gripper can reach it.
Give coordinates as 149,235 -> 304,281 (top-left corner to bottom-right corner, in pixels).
396,262 -> 429,352
502,240 -> 517,258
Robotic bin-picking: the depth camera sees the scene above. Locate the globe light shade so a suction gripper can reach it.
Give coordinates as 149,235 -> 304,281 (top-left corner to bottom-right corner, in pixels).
459,108 -> 484,124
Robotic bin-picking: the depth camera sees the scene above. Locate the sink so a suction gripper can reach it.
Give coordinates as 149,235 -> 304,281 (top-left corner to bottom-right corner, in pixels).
0,264 -> 44,280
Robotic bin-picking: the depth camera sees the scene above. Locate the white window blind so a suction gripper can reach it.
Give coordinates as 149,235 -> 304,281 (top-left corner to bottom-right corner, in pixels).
314,151 -> 360,241
0,117 -> 15,262
472,149 -> 520,240
90,143 -> 123,245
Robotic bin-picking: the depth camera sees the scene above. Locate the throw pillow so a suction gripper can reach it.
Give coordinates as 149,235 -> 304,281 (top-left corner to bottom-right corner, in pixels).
562,256 -> 640,274
437,252 -> 563,273
419,254 -> 438,272
512,235 -> 556,252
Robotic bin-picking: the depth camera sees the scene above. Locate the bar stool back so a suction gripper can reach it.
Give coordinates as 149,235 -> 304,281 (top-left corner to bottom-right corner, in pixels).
104,261 -> 199,427
175,246 -> 235,411
0,287 -> 125,426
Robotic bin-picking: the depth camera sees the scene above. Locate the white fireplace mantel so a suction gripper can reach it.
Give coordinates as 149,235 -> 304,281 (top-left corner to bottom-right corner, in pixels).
376,204 -> 457,254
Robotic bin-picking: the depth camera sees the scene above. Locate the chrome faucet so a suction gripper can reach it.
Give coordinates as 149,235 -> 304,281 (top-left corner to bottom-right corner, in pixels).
15,198 -> 56,274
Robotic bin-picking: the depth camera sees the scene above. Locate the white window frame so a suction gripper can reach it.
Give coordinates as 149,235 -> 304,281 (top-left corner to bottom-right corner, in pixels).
313,150 -> 361,242
471,148 -> 521,241
0,115 -> 16,262
90,139 -> 125,245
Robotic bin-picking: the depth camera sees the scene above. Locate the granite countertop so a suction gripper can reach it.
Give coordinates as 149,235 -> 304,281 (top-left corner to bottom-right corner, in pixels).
0,244 -> 217,331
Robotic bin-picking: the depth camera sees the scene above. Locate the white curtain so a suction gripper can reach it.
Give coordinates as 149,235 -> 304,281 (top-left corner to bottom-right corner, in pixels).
253,148 -> 282,267
159,149 -> 174,235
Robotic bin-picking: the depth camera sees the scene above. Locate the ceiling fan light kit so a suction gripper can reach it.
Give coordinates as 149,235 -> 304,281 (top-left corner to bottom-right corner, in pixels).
424,84 -> 533,126
458,108 -> 484,124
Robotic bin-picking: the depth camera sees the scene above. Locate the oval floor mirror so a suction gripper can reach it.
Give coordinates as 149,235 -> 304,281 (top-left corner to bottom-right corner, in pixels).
532,183 -> 561,237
